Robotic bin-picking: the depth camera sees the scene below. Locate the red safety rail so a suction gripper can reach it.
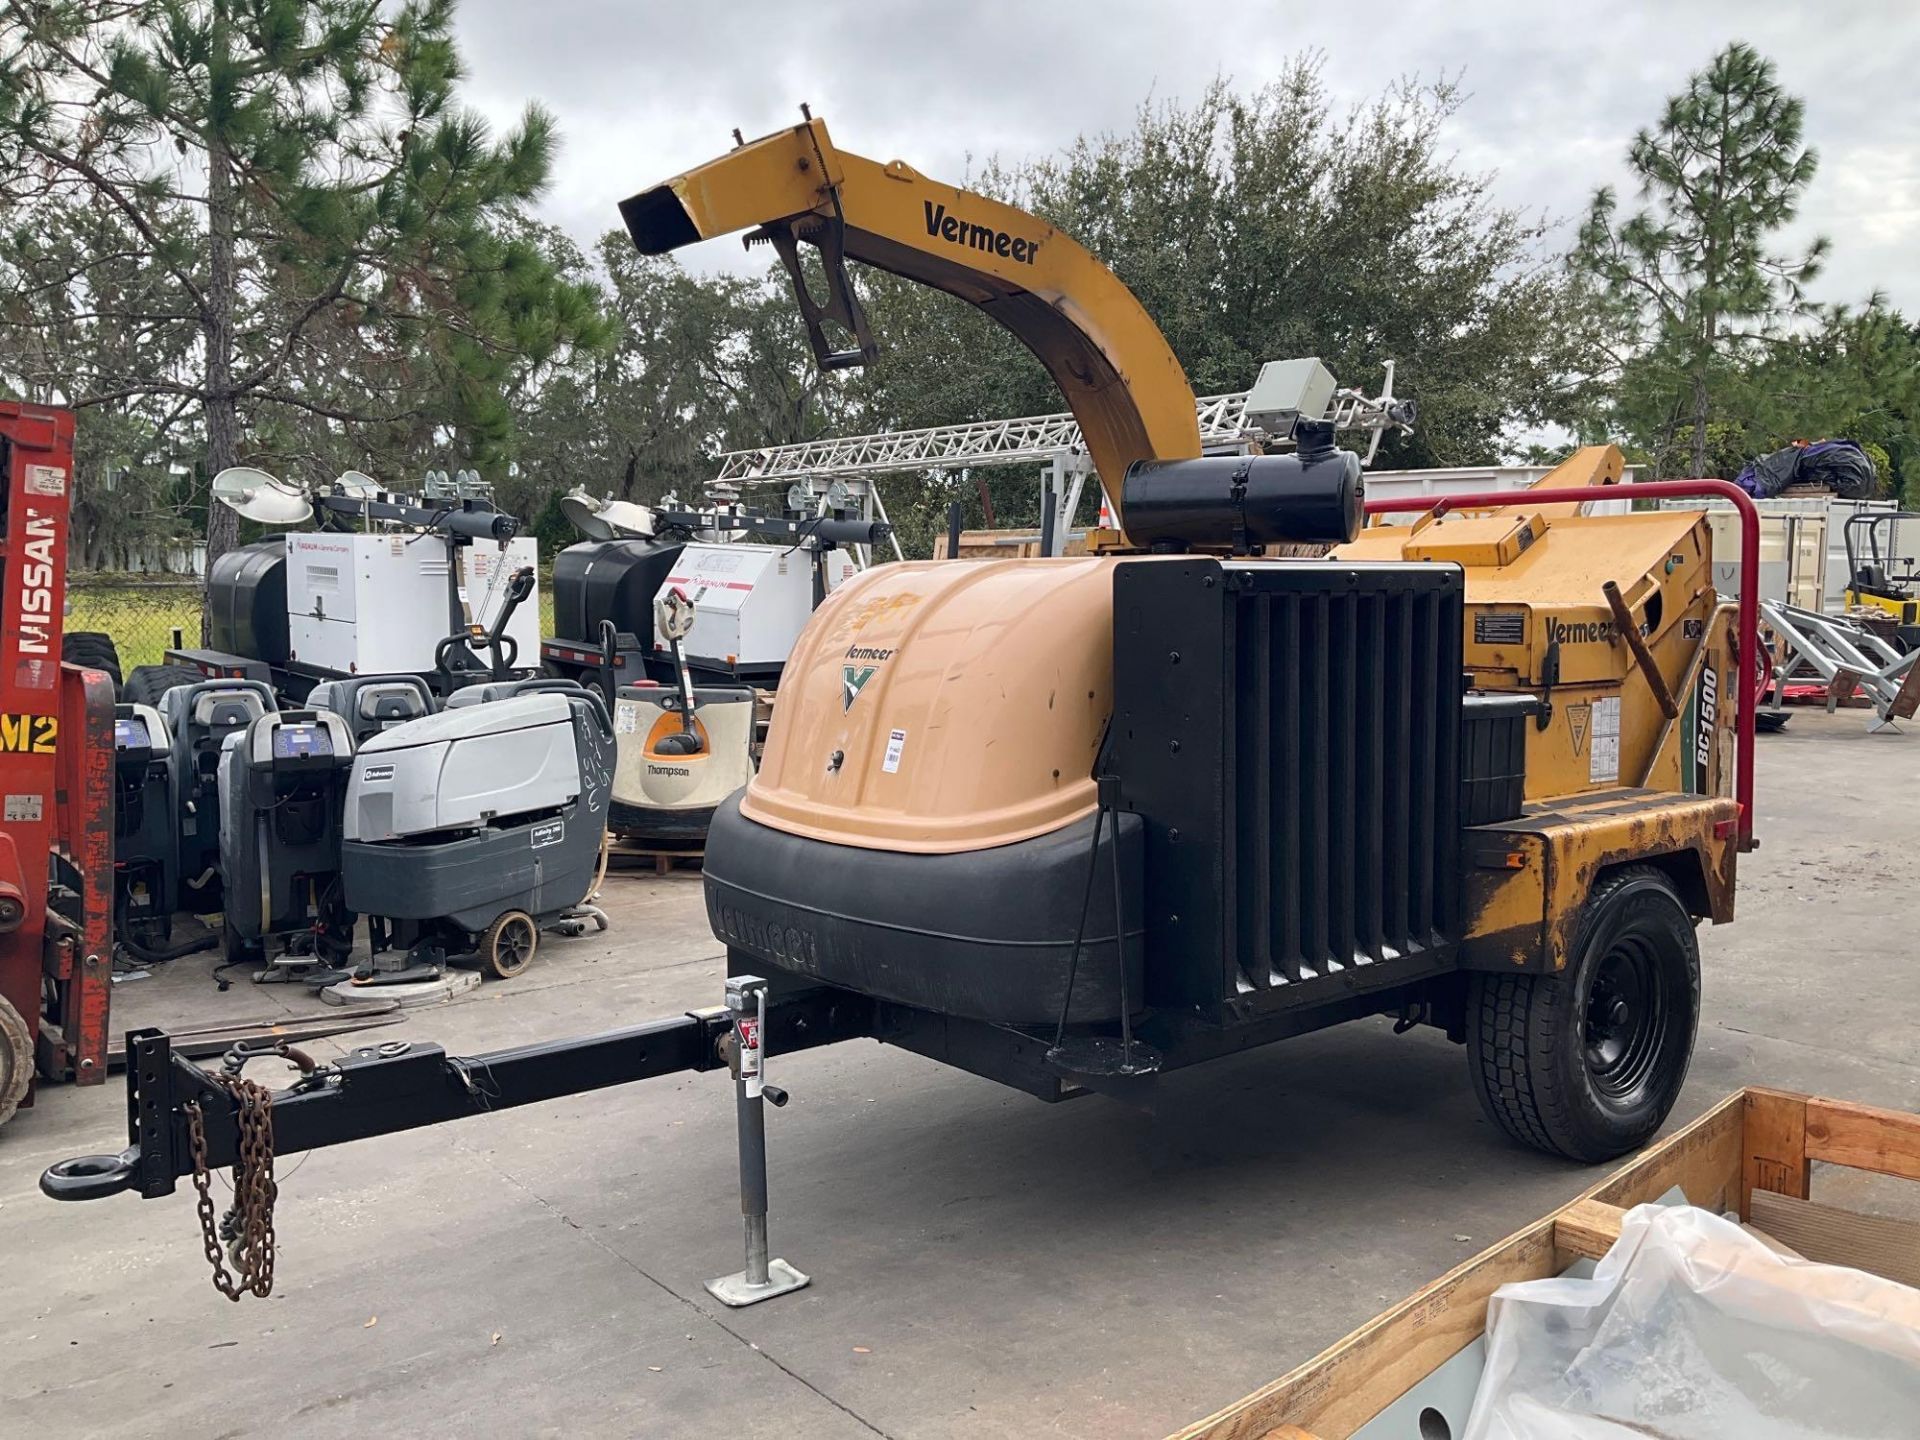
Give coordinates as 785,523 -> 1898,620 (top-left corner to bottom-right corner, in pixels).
1362,479 -> 1759,849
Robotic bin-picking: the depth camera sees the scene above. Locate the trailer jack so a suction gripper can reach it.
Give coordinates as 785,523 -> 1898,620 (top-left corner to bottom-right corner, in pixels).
706,975 -> 810,1306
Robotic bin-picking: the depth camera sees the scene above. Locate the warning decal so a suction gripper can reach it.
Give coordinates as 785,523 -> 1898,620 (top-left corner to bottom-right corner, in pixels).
1565,701 -> 1591,755
1590,696 -> 1622,784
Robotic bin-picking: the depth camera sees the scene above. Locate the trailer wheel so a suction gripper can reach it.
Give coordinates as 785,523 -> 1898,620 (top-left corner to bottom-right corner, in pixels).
0,994 -> 33,1129
479,910 -> 537,980
1467,866 -> 1699,1162
61,631 -> 122,696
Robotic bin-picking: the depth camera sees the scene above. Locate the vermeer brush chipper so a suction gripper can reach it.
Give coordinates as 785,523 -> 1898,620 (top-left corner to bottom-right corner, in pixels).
43,116 -> 1756,1306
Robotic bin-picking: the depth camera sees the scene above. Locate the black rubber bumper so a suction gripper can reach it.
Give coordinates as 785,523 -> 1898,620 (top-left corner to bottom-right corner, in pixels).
342,807 -> 599,935
702,794 -> 1143,1025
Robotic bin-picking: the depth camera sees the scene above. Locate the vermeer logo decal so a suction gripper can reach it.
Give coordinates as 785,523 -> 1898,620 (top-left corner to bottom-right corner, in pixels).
1547,616 -> 1650,646
843,665 -> 877,711
923,201 -> 1041,264
842,643 -> 893,710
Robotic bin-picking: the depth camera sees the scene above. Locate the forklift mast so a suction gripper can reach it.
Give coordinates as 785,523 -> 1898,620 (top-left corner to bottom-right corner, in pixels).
0,402 -> 113,1124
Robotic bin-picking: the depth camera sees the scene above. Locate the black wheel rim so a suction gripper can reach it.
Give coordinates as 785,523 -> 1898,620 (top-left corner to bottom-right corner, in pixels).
1582,932 -> 1671,1101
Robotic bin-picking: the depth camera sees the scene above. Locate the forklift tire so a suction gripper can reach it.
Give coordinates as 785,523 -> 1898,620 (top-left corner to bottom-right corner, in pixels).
1466,866 -> 1699,1163
479,910 -> 537,980
61,631 -> 122,695
0,994 -> 31,1129
125,661 -> 205,707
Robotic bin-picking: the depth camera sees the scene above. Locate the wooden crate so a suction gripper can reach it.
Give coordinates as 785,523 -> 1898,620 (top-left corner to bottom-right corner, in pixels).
1176,1088 -> 1920,1440
931,527 -> 1093,559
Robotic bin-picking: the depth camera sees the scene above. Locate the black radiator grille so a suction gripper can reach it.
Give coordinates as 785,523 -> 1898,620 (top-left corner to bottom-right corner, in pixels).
1111,559 -> 1465,1021
1226,584 -> 1461,992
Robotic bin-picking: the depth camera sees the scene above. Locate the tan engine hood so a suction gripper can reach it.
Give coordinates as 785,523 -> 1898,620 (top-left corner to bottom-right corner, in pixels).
742,557 -> 1118,853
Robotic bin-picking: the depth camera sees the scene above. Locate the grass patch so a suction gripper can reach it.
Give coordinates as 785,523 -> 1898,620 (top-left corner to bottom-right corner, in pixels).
67,583 -> 202,670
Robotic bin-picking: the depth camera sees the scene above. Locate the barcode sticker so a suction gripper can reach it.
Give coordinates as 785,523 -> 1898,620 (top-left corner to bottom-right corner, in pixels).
882,728 -> 907,773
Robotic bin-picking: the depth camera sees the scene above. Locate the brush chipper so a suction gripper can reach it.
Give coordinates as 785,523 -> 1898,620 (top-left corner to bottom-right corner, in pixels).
43,117 -> 1755,1309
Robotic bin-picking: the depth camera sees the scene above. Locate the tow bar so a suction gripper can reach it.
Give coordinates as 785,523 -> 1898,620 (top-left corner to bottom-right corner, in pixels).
41,981 -> 876,1300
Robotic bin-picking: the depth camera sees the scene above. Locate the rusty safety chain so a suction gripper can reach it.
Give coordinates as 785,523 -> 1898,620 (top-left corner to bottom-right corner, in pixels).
184,1074 -> 278,1301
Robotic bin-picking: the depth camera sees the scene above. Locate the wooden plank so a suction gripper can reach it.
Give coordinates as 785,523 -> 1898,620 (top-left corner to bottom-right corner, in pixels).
1173,1094 -> 1747,1440
1590,1091 -> 1748,1218
606,839 -> 705,878
1167,1216 -> 1564,1440
1553,1198 -> 1627,1262
1805,1096 -> 1920,1183
1750,1190 -> 1920,1289
1741,1088 -> 1810,1218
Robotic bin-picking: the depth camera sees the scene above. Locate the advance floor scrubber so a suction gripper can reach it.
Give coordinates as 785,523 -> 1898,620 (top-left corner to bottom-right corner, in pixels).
199,672 -> 611,992
339,687 -> 615,981
216,708 -> 358,983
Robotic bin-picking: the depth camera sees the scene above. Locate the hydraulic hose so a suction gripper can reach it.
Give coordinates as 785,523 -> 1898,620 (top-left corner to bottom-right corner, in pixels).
116,902 -> 219,964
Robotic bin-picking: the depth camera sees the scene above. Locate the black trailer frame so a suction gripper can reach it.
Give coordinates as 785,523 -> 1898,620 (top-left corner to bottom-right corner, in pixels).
44,950 -> 1462,1202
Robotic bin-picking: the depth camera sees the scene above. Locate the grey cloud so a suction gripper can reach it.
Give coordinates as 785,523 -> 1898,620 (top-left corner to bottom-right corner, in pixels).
458,0 -> 1918,310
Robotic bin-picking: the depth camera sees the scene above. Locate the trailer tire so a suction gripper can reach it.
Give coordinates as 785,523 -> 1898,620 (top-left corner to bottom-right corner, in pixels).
61,631 -> 122,695
1467,866 -> 1699,1163
124,661 -> 205,707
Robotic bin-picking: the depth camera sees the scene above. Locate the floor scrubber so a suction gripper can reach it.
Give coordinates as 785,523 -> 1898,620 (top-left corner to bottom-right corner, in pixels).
215,709 -> 358,984
156,678 -> 277,914
110,702 -> 189,962
339,688 -> 614,983
305,674 -> 437,744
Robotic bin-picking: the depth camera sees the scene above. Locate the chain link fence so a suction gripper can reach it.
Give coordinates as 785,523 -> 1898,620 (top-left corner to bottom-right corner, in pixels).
65,572 -> 561,679
66,574 -> 206,671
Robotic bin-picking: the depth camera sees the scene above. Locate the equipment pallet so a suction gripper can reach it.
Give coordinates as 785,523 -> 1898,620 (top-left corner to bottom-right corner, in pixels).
608,838 -> 705,876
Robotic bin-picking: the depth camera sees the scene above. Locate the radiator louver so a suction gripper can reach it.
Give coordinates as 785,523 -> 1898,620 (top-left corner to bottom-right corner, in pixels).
1111,559 -> 1465,1022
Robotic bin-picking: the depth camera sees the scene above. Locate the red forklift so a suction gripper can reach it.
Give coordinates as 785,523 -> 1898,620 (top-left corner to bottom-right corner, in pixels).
0,401 -> 113,1125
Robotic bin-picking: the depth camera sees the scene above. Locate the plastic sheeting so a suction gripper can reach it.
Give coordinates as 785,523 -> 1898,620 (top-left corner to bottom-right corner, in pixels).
1463,1203 -> 1920,1439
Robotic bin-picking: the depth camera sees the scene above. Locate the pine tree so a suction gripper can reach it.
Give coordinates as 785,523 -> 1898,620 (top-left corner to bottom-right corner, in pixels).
0,0 -> 608,589
1578,42 -> 1828,477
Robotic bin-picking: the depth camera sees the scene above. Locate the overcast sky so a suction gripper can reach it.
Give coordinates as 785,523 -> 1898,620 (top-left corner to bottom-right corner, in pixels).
457,0 -> 1918,317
